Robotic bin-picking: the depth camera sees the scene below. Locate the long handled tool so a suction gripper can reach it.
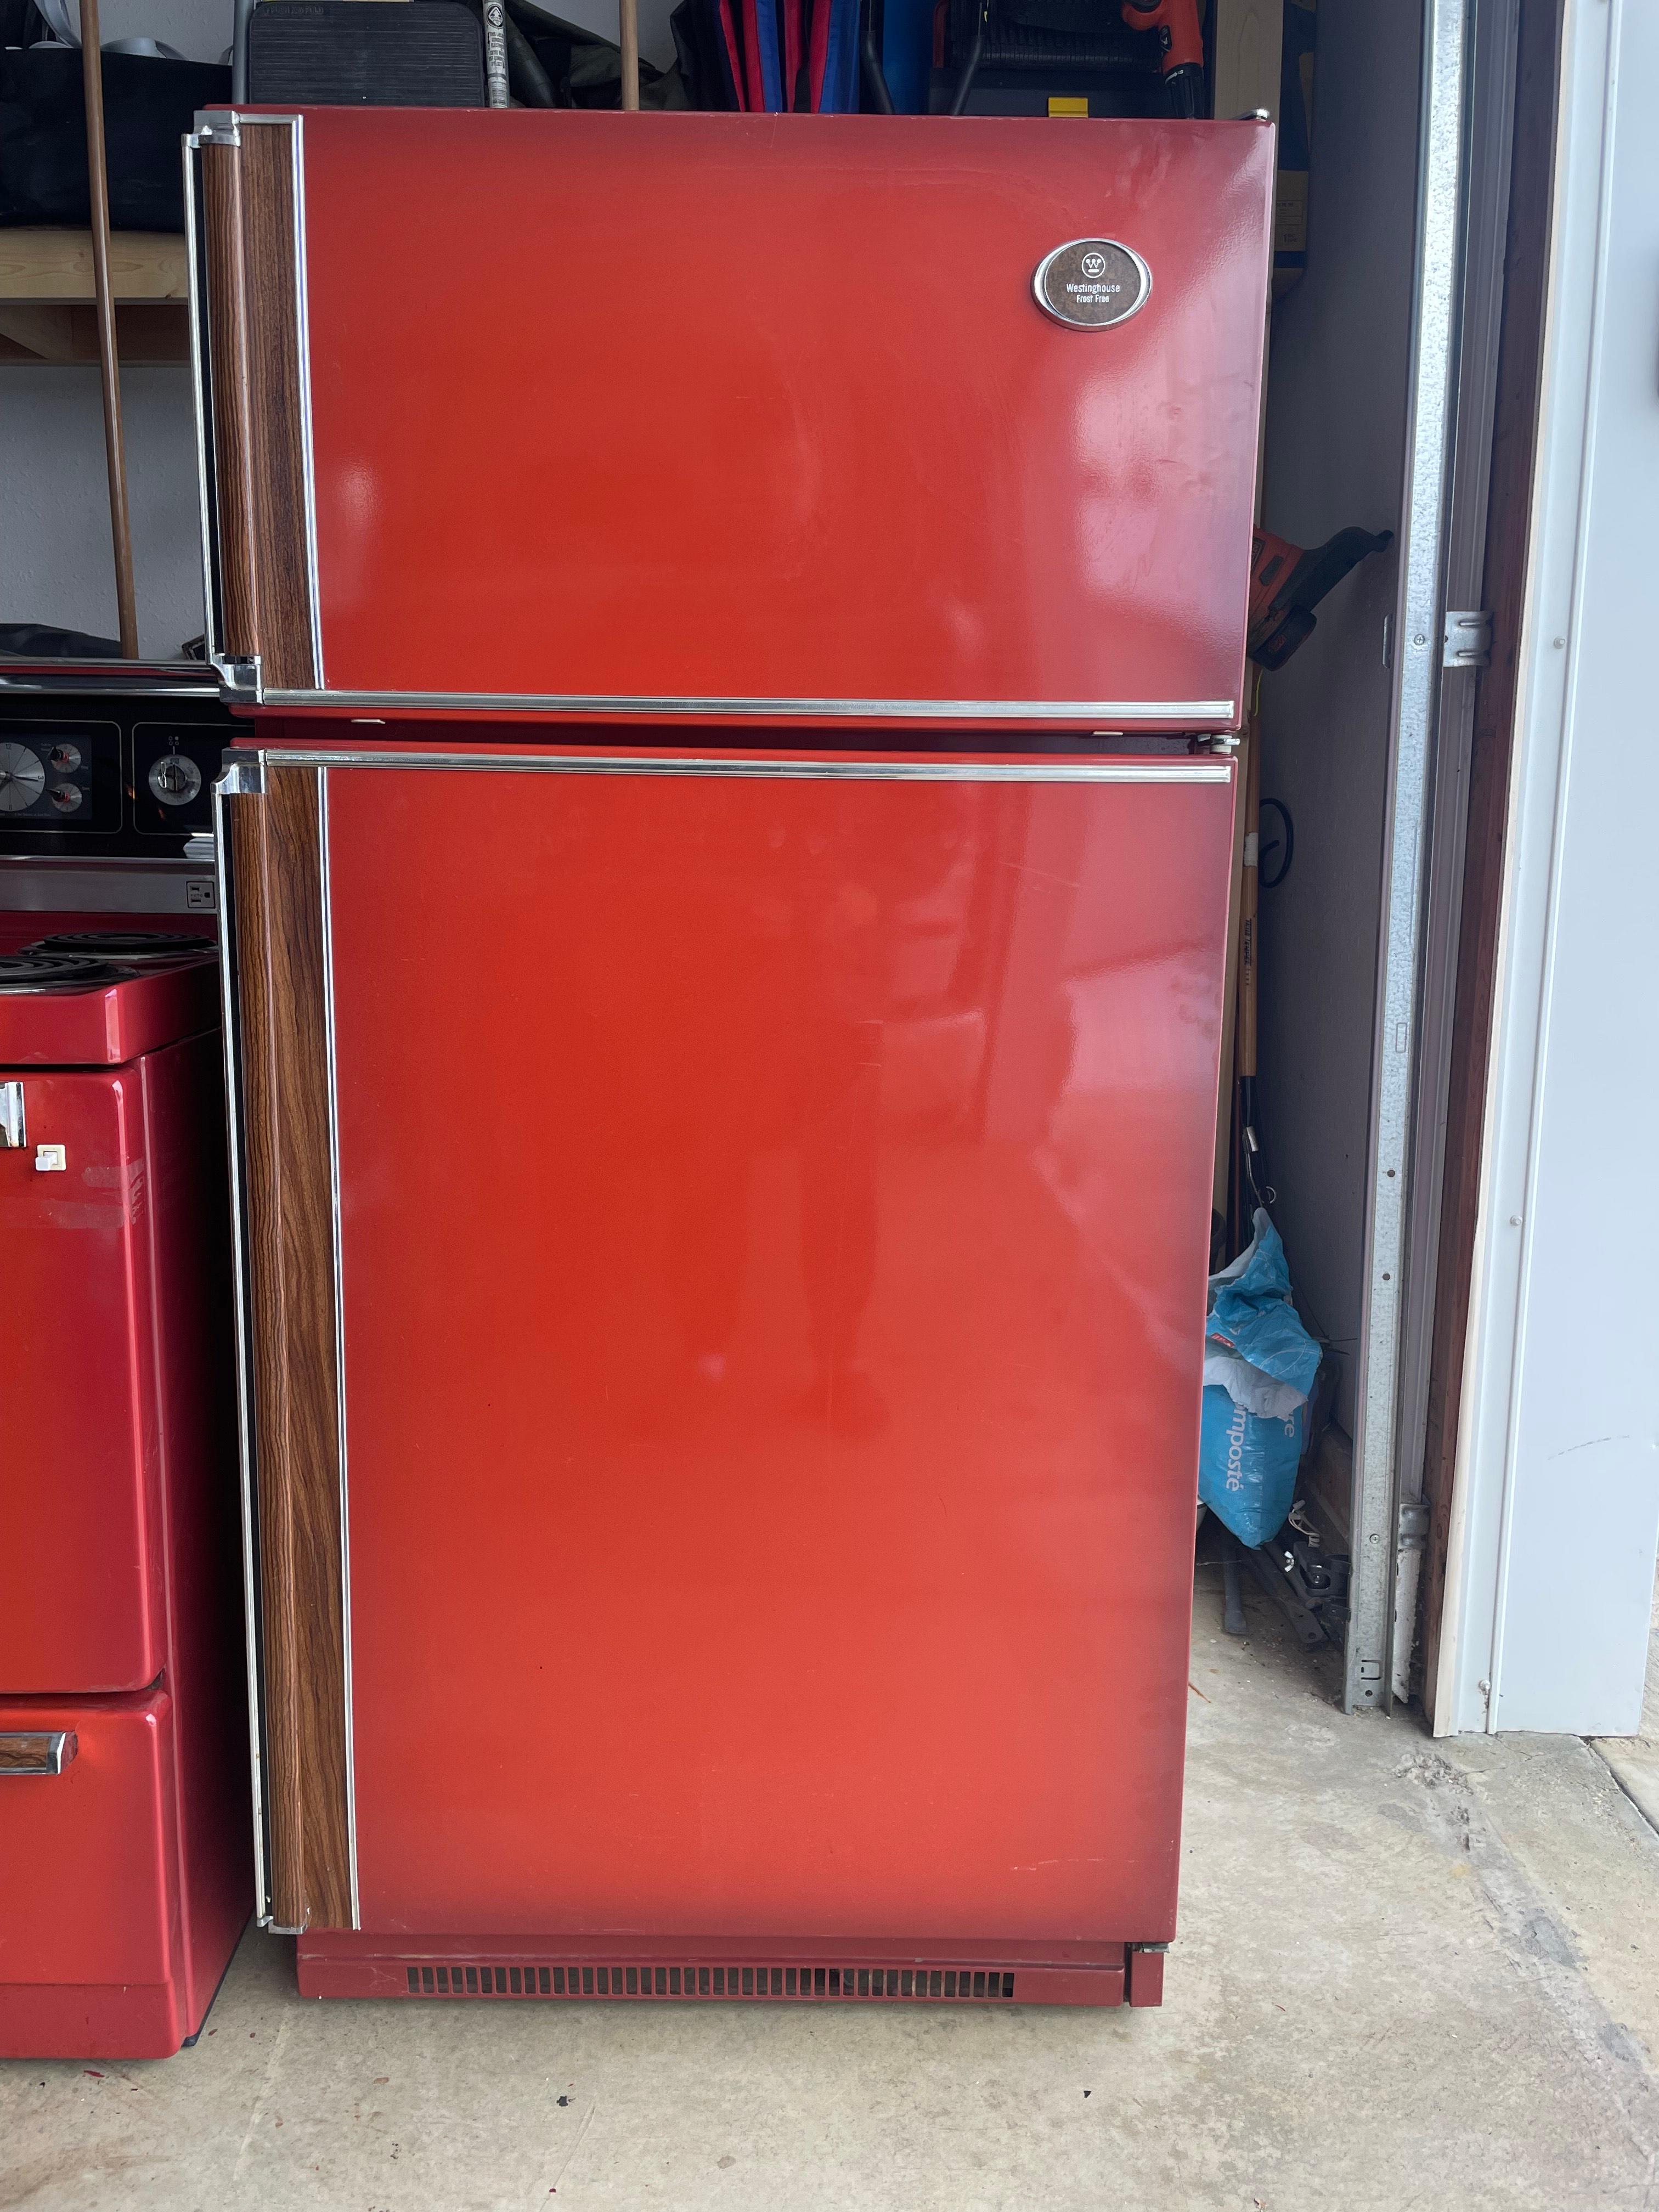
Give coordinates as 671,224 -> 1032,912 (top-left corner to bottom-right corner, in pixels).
619,0 -> 640,104
78,0 -> 137,658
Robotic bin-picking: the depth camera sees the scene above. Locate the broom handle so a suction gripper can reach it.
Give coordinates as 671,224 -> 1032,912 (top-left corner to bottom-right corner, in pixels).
620,0 -> 640,107
79,0 -> 138,658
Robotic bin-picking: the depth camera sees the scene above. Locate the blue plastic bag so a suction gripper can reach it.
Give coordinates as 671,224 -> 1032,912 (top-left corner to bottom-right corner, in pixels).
1198,1210 -> 1321,1548
1199,1387 -> 1305,1549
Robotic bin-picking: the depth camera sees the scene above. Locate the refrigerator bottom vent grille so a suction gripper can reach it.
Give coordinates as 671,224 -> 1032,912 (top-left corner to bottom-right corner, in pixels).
401,1962 -> 1018,2002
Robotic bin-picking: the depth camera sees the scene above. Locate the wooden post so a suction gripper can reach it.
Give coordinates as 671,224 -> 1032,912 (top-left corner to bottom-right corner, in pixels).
619,0 -> 640,108
78,0 -> 138,658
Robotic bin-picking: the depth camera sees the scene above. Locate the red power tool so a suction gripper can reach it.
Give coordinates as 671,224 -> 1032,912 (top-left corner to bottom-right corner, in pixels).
1120,0 -> 1204,117
1248,525 -> 1393,671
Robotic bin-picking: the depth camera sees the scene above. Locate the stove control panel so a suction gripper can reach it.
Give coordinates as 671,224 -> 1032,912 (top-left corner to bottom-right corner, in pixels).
0,697 -> 238,858
0,725 -> 116,830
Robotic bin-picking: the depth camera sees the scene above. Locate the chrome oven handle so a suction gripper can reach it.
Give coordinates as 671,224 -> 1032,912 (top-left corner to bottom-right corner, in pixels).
0,1731 -> 78,1776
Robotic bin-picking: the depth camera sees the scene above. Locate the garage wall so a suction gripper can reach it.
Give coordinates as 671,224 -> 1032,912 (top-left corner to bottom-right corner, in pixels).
1255,1 -> 1424,1435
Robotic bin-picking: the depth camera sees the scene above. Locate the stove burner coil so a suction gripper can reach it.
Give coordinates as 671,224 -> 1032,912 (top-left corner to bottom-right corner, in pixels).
0,952 -> 132,993
27,930 -> 213,964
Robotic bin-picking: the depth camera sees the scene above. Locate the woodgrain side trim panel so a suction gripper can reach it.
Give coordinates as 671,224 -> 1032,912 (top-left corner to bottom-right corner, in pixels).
228,765 -> 351,1929
199,121 -> 318,692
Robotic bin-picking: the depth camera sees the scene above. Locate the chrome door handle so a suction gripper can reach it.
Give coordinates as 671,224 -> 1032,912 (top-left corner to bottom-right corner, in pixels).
0,1081 -> 23,1149
0,1731 -> 77,1775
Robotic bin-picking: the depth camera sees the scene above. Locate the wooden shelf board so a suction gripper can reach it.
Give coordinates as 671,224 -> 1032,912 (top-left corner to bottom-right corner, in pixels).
0,303 -> 189,365
0,227 -> 189,306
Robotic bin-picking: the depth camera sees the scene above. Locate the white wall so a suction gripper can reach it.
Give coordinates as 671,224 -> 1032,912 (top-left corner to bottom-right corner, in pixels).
89,0 -> 232,59
1,366 -> 206,656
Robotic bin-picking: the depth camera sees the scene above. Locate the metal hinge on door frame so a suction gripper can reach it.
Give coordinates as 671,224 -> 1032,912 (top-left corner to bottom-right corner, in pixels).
1443,609 -> 1494,667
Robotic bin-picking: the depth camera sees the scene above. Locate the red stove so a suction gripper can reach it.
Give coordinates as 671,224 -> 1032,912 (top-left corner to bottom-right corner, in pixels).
0,925 -> 250,2058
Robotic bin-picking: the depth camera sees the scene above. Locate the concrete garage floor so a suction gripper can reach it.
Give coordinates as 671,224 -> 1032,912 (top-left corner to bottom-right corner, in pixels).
7,1572 -> 1659,2212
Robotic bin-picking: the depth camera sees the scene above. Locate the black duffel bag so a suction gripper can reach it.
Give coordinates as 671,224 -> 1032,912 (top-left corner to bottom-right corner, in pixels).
0,42 -> 230,233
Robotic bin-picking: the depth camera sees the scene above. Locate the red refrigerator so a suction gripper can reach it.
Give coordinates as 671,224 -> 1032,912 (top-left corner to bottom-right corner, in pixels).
192,108 -> 1272,2007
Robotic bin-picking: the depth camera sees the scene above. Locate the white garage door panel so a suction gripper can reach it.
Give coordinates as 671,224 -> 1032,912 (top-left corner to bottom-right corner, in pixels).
1444,0 -> 1659,1736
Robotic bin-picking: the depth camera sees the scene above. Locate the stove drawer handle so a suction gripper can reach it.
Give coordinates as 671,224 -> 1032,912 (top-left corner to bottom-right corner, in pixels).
0,1731 -> 77,1776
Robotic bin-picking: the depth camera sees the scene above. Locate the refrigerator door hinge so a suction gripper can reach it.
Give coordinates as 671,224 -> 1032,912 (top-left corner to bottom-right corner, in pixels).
215,654 -> 262,703
1443,609 -> 1493,668
0,1081 -> 24,1150
218,756 -> 266,798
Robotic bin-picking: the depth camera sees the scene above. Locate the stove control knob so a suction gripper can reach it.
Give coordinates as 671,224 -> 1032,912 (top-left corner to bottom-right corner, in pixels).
0,741 -> 45,813
48,741 -> 82,772
48,782 -> 83,814
149,753 -> 203,807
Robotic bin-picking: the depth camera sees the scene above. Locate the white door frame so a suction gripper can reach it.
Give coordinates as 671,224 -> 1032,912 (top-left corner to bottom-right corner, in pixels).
1437,0 -> 1659,1736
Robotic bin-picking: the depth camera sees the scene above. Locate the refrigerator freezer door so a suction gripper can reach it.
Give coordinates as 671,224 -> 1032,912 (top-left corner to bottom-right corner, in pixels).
0,1068 -> 163,1694
296,754 -> 1234,1944
196,112 -> 1273,726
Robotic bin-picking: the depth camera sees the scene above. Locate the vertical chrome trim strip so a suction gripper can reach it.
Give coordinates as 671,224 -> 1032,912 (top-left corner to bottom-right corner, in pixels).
182,132 -> 221,676
287,114 -> 326,691
212,764 -> 272,1925
316,766 -> 358,1926
1347,0 -> 1470,1714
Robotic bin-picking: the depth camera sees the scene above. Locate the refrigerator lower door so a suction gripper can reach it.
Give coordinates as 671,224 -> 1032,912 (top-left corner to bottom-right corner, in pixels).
227,750 -> 1233,1965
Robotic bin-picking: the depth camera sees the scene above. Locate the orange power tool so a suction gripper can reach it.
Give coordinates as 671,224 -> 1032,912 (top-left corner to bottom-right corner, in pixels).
1248,525 -> 1393,671
1120,0 -> 1204,117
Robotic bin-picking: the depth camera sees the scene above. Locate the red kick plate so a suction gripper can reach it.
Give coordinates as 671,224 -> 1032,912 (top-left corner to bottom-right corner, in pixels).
297,1936 -> 1130,2007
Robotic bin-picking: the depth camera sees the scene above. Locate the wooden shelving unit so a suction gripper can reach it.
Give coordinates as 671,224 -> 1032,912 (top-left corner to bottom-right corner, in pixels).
0,227 -> 190,365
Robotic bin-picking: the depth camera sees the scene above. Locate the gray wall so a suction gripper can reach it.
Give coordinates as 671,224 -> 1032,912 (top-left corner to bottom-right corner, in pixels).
3,367 -> 206,655
1256,1 -> 1422,1432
